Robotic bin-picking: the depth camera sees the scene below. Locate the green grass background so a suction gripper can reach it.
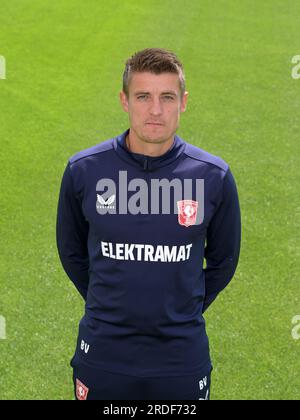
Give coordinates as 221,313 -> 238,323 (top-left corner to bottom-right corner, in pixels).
0,0 -> 299,400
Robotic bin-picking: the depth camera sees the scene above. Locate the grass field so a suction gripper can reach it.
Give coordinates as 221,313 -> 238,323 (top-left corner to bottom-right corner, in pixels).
0,0 -> 299,400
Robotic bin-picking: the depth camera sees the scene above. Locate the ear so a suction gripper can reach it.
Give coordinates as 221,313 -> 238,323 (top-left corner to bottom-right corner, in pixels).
119,91 -> 129,113
180,91 -> 189,113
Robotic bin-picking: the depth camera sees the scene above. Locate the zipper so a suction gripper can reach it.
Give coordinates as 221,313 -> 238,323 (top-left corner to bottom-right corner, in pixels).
143,157 -> 151,215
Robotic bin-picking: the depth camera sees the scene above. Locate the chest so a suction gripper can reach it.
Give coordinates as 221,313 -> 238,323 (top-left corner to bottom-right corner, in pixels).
81,169 -> 216,245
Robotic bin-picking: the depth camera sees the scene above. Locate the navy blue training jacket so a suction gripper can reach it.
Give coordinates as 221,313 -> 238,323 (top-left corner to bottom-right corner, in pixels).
56,128 -> 241,378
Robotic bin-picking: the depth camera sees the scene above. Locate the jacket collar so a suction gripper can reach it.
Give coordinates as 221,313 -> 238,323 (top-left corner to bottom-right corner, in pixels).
113,128 -> 186,172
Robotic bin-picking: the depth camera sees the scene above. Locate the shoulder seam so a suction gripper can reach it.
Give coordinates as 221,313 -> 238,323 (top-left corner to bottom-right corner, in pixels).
183,147 -> 228,172
69,140 -> 114,165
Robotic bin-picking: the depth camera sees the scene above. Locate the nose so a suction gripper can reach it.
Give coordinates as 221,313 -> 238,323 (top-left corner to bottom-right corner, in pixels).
149,98 -> 163,116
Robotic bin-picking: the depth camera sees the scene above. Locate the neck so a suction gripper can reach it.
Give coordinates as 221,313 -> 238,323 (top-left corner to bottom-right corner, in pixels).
126,129 -> 174,157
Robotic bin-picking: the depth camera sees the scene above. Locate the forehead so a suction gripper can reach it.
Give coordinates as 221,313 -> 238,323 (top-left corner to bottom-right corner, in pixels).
129,72 -> 181,94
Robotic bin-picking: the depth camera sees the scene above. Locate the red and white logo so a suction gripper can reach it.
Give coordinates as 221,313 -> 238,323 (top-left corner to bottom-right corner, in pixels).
177,200 -> 198,227
76,379 -> 89,401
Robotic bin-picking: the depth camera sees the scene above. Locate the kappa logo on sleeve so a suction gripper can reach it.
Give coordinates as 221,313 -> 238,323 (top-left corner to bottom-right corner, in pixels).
76,379 -> 89,400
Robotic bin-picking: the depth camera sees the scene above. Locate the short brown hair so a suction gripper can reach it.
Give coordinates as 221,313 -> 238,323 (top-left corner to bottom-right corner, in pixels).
122,48 -> 186,99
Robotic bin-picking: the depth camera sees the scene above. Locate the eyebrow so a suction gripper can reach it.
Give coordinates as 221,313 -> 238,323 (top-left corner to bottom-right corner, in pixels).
134,91 -> 178,96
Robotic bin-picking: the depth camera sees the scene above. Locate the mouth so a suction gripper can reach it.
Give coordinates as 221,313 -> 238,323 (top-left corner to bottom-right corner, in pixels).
145,122 -> 164,126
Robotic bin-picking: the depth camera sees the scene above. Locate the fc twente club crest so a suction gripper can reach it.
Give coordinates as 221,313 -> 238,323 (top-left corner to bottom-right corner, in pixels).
177,200 -> 198,227
76,379 -> 89,400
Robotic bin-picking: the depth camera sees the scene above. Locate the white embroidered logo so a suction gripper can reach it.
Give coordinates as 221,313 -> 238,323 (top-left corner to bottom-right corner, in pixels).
80,340 -> 90,354
198,375 -> 209,400
96,194 -> 116,210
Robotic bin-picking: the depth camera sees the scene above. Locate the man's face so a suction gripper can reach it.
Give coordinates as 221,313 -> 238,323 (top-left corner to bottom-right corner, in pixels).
120,72 -> 188,144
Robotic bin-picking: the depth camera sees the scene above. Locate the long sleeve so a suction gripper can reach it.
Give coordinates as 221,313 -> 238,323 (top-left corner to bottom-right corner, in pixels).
202,167 -> 241,312
56,162 -> 90,300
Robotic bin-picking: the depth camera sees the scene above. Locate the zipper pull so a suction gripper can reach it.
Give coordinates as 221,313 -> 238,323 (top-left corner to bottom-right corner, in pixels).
143,157 -> 148,171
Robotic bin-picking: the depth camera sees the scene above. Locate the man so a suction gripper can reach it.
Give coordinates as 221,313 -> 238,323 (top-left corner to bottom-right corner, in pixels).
56,48 -> 241,400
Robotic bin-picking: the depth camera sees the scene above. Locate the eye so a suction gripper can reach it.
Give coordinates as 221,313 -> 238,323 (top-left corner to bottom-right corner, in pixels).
163,96 -> 175,101
137,95 -> 148,100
